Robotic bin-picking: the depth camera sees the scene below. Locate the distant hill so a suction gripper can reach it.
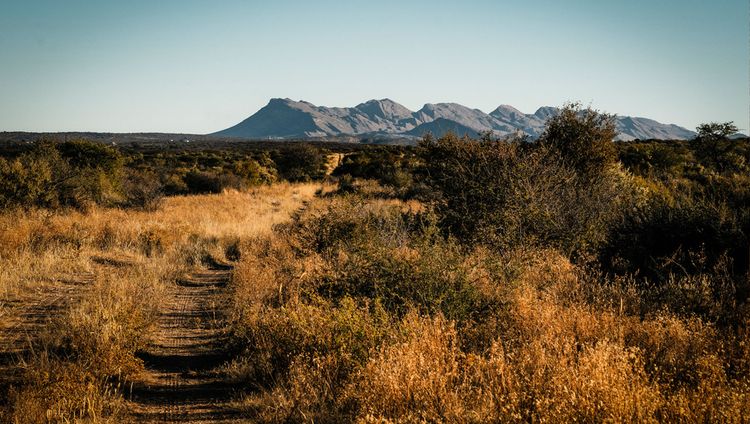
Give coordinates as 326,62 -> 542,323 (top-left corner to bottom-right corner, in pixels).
214,98 -> 697,141
404,118 -> 482,138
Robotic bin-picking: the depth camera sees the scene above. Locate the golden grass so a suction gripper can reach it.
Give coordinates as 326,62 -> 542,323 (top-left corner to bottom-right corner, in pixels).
0,182 -> 323,422
2,182 -> 748,422
0,183 -> 321,292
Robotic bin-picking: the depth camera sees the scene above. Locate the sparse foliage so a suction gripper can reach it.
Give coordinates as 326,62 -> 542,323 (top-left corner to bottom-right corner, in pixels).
538,102 -> 618,178
693,121 -> 745,172
419,131 -> 628,256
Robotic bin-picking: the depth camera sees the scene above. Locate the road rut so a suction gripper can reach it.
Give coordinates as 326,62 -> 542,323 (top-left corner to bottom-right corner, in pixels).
128,267 -> 243,423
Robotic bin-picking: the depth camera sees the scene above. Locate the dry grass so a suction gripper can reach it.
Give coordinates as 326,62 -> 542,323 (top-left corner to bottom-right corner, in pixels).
227,193 -> 750,423
0,182 -> 322,422
2,180 -> 748,422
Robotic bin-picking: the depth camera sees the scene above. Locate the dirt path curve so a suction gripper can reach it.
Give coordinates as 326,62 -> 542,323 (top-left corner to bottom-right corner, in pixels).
127,266 -> 245,423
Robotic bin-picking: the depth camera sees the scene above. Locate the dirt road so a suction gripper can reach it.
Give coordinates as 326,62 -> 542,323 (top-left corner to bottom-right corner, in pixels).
127,266 -> 244,423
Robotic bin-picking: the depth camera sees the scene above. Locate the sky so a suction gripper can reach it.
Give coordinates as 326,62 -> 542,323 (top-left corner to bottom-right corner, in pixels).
0,0 -> 747,134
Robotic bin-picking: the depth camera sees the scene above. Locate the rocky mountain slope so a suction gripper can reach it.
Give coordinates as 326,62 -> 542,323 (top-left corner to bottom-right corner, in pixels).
214,98 -> 697,141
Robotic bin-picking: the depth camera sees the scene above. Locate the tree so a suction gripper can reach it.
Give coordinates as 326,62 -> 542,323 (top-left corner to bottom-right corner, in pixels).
537,103 -> 617,179
692,121 -> 741,172
696,122 -> 738,140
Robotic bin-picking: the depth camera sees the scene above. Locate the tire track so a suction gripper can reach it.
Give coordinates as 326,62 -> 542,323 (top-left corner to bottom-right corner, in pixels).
128,267 -> 244,423
0,273 -> 94,397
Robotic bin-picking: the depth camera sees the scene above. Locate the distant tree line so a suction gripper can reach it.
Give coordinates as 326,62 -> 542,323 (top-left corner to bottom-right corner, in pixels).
0,140 -> 333,210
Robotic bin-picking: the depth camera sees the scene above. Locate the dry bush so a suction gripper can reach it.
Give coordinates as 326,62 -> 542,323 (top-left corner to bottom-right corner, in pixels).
6,356 -> 124,424
349,315 -> 659,423
347,250 -> 747,423
49,268 -> 164,376
501,253 -> 749,422
227,194 -> 749,422
233,298 -> 395,423
350,313 -> 470,423
2,256 -> 168,422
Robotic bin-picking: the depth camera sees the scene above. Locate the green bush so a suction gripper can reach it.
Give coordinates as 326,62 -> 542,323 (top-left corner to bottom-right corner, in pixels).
333,148 -> 419,196
284,198 -> 493,322
537,103 -> 618,179
0,153 -> 56,208
272,144 -> 328,182
601,189 -> 749,289
619,141 -> 692,178
419,133 -> 628,256
0,140 -> 123,209
232,158 -> 276,185
57,140 -> 123,173
183,170 -> 243,194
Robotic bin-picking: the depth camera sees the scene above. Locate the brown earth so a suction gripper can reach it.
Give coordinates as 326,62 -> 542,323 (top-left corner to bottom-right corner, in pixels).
126,265 -> 245,423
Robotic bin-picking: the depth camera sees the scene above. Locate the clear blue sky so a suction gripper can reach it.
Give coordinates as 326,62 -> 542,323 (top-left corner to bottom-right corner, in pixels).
0,0 -> 747,133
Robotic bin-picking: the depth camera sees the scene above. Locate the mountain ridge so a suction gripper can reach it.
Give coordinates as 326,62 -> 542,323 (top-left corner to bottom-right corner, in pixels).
214,99 -> 698,141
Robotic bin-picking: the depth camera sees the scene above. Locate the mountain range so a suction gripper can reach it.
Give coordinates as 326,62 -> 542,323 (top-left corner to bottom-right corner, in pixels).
214,98 -> 697,141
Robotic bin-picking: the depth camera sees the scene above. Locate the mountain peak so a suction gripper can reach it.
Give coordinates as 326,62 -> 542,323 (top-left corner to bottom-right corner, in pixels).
495,104 -> 523,112
533,106 -> 559,119
355,99 -> 412,122
491,104 -> 526,118
360,98 -> 397,105
214,99 -> 695,141
268,97 -> 295,105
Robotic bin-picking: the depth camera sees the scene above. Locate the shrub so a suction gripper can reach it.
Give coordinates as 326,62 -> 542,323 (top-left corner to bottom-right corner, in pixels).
419,133 -> 629,256
603,196 -> 746,278
226,295 -> 396,422
183,169 -> 243,194
162,173 -> 189,195
272,144 -> 328,182
232,158 -> 276,185
537,102 -> 618,179
57,140 -> 123,174
619,140 -> 691,178
349,313 -> 470,422
0,154 -> 56,208
333,148 -> 419,196
278,198 -> 498,323
121,169 -> 164,211
0,139 -> 123,209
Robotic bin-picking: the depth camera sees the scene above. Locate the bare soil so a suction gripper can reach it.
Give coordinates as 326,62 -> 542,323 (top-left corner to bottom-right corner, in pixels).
126,266 -> 245,423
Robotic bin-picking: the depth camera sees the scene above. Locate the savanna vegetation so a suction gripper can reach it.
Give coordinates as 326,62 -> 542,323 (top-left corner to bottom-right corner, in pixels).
0,139 -> 346,210
0,106 -> 748,422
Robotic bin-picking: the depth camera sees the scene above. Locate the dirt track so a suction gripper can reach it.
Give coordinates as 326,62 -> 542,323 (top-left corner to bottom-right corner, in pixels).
127,266 -> 244,423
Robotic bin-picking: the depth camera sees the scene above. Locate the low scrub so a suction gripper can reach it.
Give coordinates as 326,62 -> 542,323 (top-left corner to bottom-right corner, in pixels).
226,192 -> 750,422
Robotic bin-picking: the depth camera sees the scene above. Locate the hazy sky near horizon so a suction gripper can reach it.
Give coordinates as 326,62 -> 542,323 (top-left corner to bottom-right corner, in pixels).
0,0 -> 747,133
